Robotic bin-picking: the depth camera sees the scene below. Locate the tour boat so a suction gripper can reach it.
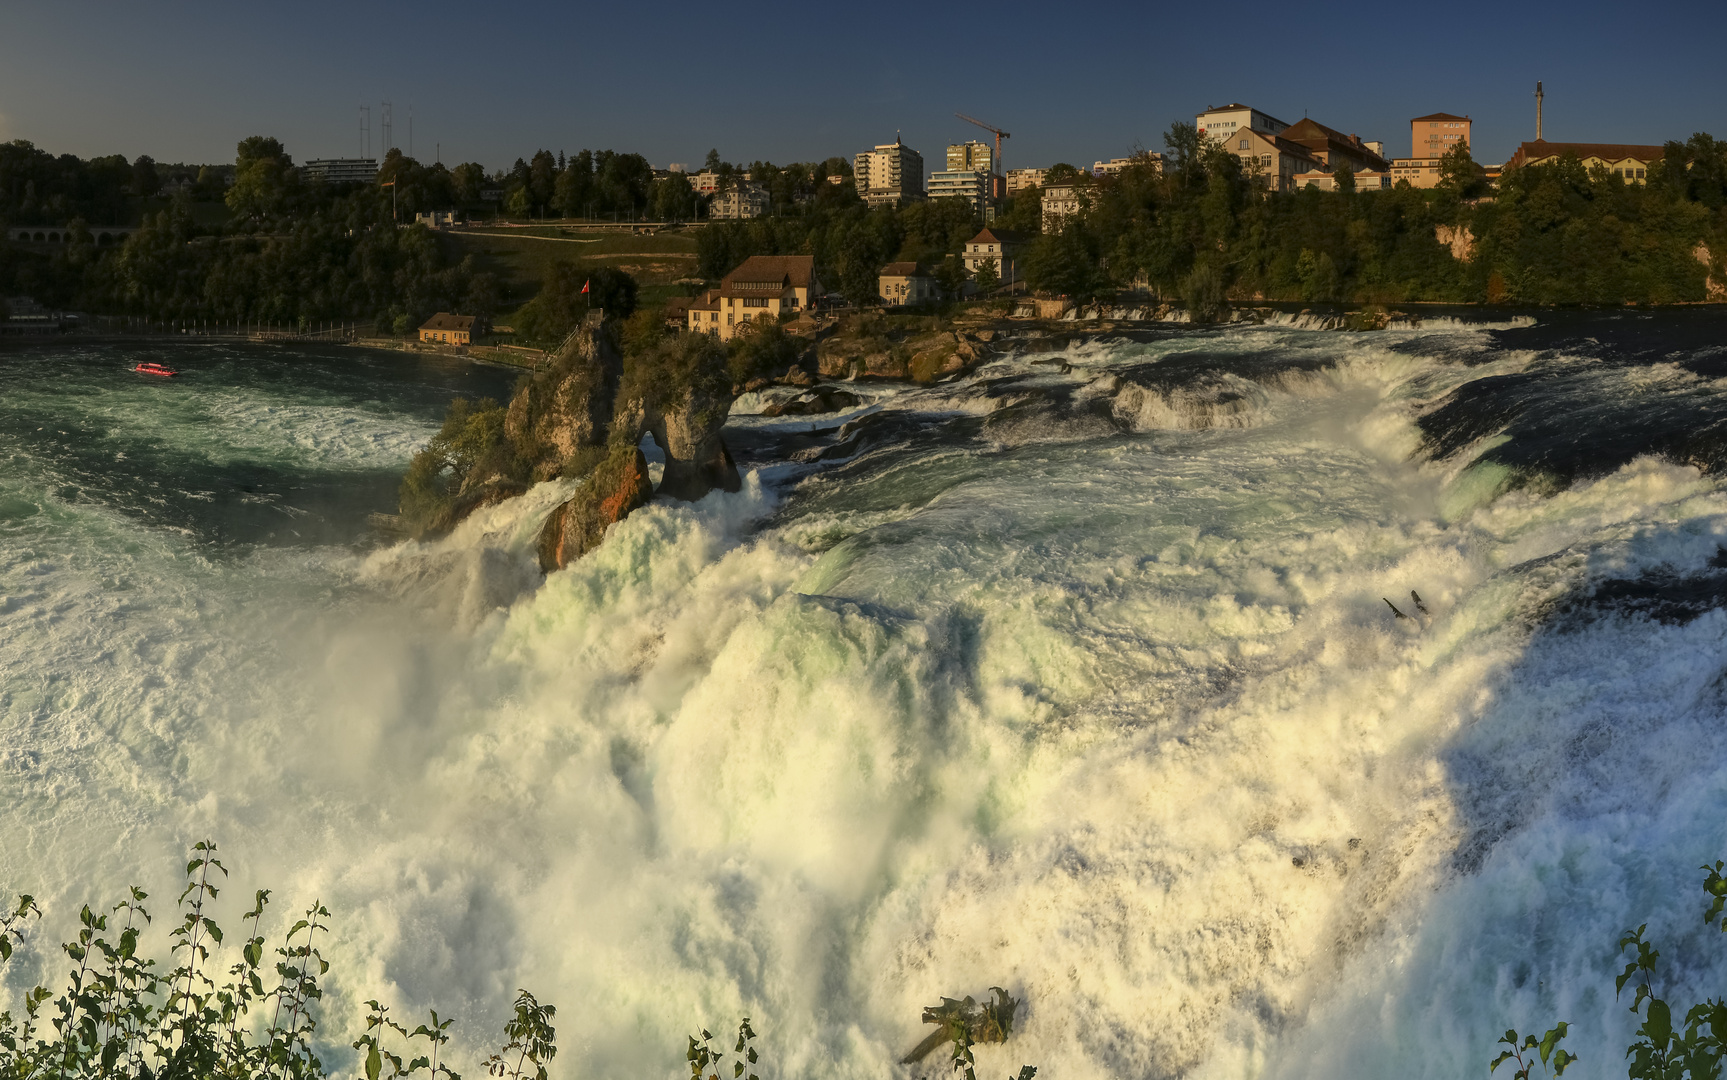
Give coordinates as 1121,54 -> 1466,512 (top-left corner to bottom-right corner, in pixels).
134,362 -> 178,377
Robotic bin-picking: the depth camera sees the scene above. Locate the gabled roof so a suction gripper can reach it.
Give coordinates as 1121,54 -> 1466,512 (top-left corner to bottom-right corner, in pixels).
1412,112 -> 1470,122
687,288 -> 722,312
721,255 -> 816,296
880,261 -> 927,277
419,313 -> 475,332
1279,119 -> 1390,168
968,228 -> 1028,246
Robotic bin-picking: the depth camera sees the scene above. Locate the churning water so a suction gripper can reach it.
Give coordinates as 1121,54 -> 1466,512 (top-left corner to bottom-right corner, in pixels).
6,314 -> 1727,1079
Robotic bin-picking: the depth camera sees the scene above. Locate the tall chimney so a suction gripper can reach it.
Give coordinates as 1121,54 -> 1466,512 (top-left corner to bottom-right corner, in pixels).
1535,81 -> 1544,142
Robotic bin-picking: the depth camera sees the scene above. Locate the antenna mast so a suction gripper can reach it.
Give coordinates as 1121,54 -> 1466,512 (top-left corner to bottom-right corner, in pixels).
381,101 -> 394,154
1535,81 -> 1544,141
360,105 -> 370,159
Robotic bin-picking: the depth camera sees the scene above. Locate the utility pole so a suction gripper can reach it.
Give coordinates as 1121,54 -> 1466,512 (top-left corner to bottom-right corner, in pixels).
1535,81 -> 1544,142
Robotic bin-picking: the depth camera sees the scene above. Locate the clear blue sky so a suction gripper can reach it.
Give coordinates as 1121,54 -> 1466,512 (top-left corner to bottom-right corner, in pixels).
3,0 -> 1722,174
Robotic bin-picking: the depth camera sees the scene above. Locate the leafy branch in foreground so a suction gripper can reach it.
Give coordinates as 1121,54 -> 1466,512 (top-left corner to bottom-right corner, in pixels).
0,842 -> 556,1080
1496,859 -> 1727,1080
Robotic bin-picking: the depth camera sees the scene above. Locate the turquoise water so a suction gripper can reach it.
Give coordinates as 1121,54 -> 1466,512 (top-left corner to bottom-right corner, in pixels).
6,320 -> 1727,1079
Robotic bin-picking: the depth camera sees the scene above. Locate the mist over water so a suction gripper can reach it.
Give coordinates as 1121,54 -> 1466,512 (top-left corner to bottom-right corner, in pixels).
6,315 -> 1727,1079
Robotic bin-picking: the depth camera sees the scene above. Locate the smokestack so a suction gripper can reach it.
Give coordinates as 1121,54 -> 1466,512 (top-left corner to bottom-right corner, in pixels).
1535,81 -> 1544,142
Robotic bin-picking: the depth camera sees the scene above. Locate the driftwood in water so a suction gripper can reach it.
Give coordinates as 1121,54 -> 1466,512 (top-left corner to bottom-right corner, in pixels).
900,988 -> 1018,1064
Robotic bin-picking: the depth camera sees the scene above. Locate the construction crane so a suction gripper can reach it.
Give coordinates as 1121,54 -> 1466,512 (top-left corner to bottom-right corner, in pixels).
955,112 -> 1010,180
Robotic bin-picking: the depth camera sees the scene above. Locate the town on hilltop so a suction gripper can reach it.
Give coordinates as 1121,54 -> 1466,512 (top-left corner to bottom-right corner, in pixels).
3,85 -> 1720,342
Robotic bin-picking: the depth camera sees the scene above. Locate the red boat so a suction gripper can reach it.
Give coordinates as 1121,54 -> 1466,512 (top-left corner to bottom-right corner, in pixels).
134,362 -> 178,377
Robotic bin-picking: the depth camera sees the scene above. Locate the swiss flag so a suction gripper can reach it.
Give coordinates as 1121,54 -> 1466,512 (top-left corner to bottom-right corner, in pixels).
581,280 -> 590,294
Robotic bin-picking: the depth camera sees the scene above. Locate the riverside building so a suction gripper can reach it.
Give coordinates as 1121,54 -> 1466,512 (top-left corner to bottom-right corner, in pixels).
1390,113 -> 1473,188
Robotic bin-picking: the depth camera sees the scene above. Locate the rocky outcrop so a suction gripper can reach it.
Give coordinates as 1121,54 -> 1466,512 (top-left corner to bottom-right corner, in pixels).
519,321 -> 742,571
1697,243 -> 1727,301
817,323 -> 999,382
505,316 -> 622,482
536,446 -> 654,572
1435,224 -> 1476,261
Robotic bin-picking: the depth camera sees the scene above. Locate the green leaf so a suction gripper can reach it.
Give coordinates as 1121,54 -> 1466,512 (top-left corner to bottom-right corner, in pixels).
1538,1022 -> 1568,1065
1644,998 -> 1673,1048
367,1043 -> 383,1080
1,939 -> 10,961
1551,1048 -> 1576,1076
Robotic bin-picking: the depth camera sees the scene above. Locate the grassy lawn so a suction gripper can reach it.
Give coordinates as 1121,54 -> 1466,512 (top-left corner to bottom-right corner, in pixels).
439,230 -> 703,309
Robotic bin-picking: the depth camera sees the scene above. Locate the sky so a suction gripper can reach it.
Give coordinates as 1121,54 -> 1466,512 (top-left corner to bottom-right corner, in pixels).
2,0 -> 1723,175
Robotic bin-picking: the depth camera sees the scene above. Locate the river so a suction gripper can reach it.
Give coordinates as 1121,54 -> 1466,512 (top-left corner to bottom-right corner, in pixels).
4,312 -> 1727,1079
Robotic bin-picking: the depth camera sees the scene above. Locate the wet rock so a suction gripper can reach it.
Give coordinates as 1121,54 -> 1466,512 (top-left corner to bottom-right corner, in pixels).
537,447 -> 654,572
781,367 -> 816,387
505,318 -> 621,481
760,389 -> 863,417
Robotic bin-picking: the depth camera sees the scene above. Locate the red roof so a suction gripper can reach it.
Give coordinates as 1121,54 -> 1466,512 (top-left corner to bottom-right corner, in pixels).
1412,112 -> 1470,122
1507,140 -> 1666,169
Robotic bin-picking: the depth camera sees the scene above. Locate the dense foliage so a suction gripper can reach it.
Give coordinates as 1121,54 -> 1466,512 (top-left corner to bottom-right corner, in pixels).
0,843 -> 558,1080
512,265 -> 638,347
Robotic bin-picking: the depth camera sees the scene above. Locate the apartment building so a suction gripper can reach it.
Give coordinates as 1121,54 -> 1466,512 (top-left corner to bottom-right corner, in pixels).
1504,140 -> 1665,182
1092,154 -> 1163,178
303,158 -> 378,185
928,169 -> 989,213
947,141 -> 996,174
854,138 -> 926,207
687,170 -> 722,194
1195,104 -> 1290,141
1006,167 -> 1046,193
686,255 -> 818,342
708,182 -> 770,220
1041,183 -> 1085,232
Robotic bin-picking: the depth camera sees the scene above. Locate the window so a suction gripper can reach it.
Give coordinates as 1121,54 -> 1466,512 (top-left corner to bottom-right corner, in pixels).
1240,139 -> 1249,150
742,297 -> 769,308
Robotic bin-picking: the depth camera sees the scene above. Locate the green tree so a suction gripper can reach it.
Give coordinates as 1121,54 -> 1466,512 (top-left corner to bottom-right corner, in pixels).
452,162 -> 485,205
131,154 -> 160,198
973,257 -> 1000,294
225,135 -> 295,222
1334,163 -> 1356,195
1023,226 -> 1101,299
528,150 -> 557,215
1437,142 -> 1481,196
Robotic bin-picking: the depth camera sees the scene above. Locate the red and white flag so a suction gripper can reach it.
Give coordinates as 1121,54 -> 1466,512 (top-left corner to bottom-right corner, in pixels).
581,280 -> 590,294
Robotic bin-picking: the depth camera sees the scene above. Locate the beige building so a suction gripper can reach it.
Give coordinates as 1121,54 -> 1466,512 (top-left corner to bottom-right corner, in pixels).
418,313 -> 482,345
854,138 -> 925,206
1091,155 -> 1162,178
1277,118 -> 1390,175
1006,167 -> 1046,193
1293,167 -> 1393,191
1041,183 -> 1086,232
947,140 -> 996,174
686,255 -> 818,341
879,262 -> 938,306
708,182 -> 769,219
1218,126 -> 1324,192
1196,103 -> 1291,141
1504,140 -> 1664,182
1390,113 -> 1473,188
963,228 -> 1026,285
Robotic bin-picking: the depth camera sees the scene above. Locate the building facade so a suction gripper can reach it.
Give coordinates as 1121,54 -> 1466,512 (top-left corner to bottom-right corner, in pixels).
303,159 -> 379,185
707,182 -> 770,220
1006,167 -> 1046,194
1216,127 -> 1323,192
878,262 -> 938,306
1041,183 -> 1086,232
418,313 -> 482,345
1504,140 -> 1664,182
1388,113 -> 1473,188
963,228 -> 1026,285
928,170 -> 988,213
854,138 -> 925,207
947,141 -> 996,174
686,255 -> 818,341
1196,104 -> 1291,142
1292,168 -> 1393,191
1276,118 -> 1391,175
